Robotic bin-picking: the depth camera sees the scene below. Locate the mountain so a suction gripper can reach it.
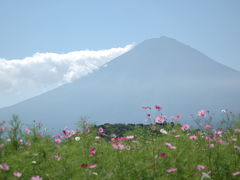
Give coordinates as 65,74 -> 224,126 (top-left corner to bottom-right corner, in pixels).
0,36 -> 240,130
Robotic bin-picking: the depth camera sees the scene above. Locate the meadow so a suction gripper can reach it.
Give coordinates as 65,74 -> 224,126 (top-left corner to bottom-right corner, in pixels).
0,107 -> 240,180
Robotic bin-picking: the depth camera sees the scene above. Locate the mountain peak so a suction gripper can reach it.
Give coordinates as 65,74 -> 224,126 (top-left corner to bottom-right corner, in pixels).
0,37 -> 239,129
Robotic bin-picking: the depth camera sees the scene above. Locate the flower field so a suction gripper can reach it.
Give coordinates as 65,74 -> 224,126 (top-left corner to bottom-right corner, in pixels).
0,107 -> 240,180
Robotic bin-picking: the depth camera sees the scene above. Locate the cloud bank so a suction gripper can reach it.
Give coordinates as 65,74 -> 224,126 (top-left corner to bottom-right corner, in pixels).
0,44 -> 133,107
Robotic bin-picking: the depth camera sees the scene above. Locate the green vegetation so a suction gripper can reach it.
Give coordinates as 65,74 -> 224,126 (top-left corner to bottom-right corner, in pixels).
0,110 -> 240,180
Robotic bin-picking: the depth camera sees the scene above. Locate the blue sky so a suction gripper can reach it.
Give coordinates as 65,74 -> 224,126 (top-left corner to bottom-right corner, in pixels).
0,0 -> 240,107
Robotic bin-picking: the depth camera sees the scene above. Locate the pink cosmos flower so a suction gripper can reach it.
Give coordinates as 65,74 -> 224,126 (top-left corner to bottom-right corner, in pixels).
204,125 -> 212,131
209,144 -> 215,148
174,135 -> 181,138
25,128 -> 31,134
155,116 -> 165,124
213,129 -> 222,137
198,110 -> 206,117
170,116 -> 177,120
218,139 -> 229,145
155,105 -> 162,110
0,126 -> 5,132
30,176 -> 42,180
55,155 -> 61,161
205,136 -> 215,142
234,145 -> 240,150
101,132 -> 108,137
112,144 -> 125,150
232,171 -> 240,176
13,172 -> 22,178
146,113 -> 151,117
234,129 -> 240,133
231,137 -> 237,141
197,165 -> 205,171
0,163 -> 10,170
54,138 -> 62,144
165,142 -> 176,150
189,135 -> 198,140
52,134 -> 61,138
98,128 -> 104,133
176,115 -> 182,119
88,164 -> 97,168
181,124 -> 190,131
142,106 -> 151,110
89,148 -> 96,156
165,168 -> 177,173
126,136 -> 134,140
118,137 -> 127,142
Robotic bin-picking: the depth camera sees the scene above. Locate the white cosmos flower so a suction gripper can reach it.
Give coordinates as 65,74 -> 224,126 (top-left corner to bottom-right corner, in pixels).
160,129 -> 168,134
75,137 -> 80,141
221,109 -> 226,113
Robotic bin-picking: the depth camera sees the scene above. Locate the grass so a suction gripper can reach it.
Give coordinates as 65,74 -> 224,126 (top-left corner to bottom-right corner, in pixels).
0,109 -> 240,180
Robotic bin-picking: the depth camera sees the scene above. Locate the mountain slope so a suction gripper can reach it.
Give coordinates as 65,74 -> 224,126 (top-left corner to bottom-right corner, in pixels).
0,36 -> 239,129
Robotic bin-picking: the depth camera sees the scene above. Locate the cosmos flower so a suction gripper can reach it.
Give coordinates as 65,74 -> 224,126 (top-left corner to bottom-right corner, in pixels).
197,165 -> 205,171
165,168 -> 177,173
181,124 -> 190,131
89,148 -> 96,156
159,153 -> 167,158
160,129 -> 168,134
0,163 -> 10,170
198,110 -> 207,117
75,137 -> 80,141
54,139 -> 62,144
13,172 -> 22,178
155,116 -> 165,124
155,105 -> 162,110
98,128 -> 104,133
88,164 -> 97,168
25,128 -> 31,134
30,176 -> 42,180
55,155 -> 61,161
189,135 -> 198,140
204,125 -> 212,131
232,171 -> 240,176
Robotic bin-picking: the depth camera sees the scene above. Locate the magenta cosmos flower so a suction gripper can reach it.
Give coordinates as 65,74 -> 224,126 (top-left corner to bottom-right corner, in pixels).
89,148 -> 96,156
159,153 -> 167,158
165,168 -> 177,173
155,105 -> 162,110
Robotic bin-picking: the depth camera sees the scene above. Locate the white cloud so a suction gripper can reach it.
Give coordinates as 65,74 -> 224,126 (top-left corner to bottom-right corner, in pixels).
0,44 -> 133,107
